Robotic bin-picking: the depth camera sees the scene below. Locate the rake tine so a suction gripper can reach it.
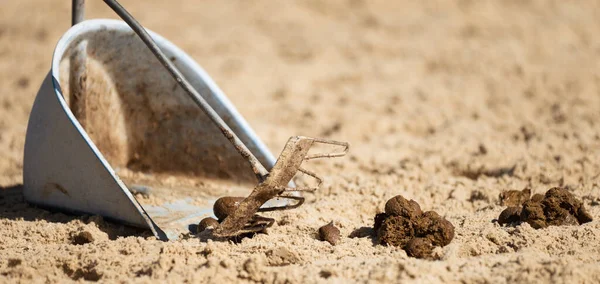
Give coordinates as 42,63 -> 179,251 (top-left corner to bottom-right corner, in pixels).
297,167 -> 323,188
276,186 -> 318,193
257,195 -> 305,212
304,138 -> 349,160
235,215 -> 275,234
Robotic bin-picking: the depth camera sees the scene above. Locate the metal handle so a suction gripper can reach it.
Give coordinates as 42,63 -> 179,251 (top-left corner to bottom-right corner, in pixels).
72,0 -> 85,26
70,0 -> 270,180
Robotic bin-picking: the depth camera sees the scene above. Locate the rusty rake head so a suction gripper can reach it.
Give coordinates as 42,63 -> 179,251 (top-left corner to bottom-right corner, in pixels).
212,136 -> 349,237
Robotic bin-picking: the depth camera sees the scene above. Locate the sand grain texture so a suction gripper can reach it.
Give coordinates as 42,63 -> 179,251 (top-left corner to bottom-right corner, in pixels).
2,0 -> 600,283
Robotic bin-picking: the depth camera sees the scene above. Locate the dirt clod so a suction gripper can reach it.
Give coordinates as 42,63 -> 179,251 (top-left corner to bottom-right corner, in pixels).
385,195 -> 422,219
7,258 -> 22,267
415,211 -> 454,247
198,217 -> 219,232
378,216 -> 415,247
520,200 -> 546,229
405,238 -> 434,259
531,193 -> 544,202
498,206 -> 522,225
319,222 -> 341,245
577,206 -> 594,224
499,187 -> 531,207
498,187 -> 593,229
375,195 -> 454,259
70,231 -> 95,245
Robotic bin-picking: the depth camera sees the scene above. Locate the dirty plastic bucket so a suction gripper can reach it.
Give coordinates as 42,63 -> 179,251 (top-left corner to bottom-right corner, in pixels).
24,19 -> 277,240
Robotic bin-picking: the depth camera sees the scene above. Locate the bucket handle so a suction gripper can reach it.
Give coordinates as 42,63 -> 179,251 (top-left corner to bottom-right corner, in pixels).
69,0 -> 270,181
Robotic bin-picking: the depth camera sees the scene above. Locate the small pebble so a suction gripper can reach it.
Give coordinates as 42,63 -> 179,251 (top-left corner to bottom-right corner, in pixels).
498,206 -> 522,225
71,231 -> 94,245
198,217 -> 219,232
319,222 -> 341,245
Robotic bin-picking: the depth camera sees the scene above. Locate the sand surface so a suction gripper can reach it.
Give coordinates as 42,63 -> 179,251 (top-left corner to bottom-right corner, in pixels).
2,0 -> 600,282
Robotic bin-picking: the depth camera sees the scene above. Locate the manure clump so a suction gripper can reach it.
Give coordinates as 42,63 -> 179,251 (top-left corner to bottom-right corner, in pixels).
374,195 -> 455,259
318,222 -> 341,245
498,187 -> 593,228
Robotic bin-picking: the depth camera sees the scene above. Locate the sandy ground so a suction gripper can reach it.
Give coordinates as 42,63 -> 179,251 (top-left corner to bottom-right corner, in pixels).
2,0 -> 600,282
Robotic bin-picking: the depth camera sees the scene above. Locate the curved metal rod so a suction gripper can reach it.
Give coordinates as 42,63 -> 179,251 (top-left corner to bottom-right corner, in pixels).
96,0 -> 269,180
304,138 -> 350,160
256,194 -> 305,212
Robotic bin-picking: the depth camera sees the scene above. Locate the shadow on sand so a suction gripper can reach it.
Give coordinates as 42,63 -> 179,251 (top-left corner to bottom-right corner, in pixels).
0,184 -> 149,240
